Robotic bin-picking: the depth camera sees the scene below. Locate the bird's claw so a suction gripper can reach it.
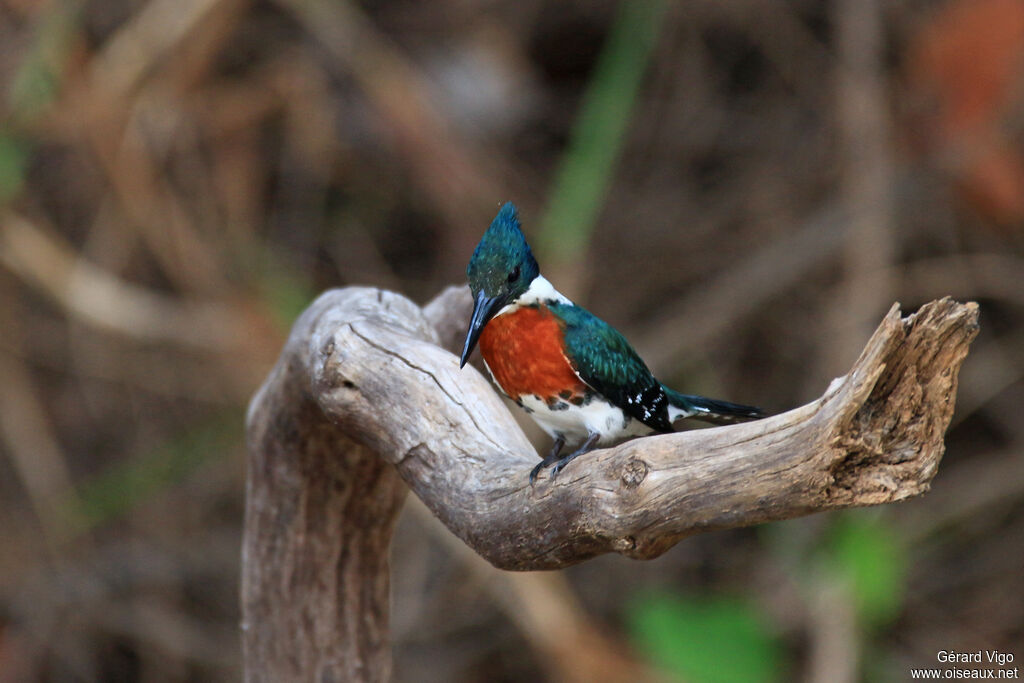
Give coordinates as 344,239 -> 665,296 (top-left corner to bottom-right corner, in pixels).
528,453 -> 574,485
528,456 -> 563,486
528,462 -> 545,486
528,433 -> 599,485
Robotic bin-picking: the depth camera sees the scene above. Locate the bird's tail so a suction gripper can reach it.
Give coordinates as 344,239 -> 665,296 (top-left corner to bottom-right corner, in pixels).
663,386 -> 765,426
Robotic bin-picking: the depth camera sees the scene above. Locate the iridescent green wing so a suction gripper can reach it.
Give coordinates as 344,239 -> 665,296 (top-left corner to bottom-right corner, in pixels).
548,302 -> 672,432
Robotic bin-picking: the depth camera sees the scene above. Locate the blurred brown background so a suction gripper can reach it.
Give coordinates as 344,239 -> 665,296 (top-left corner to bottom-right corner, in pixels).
0,0 -> 1022,681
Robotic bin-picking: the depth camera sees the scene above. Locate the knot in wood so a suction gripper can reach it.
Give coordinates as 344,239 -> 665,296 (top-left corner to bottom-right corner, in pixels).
620,458 -> 649,488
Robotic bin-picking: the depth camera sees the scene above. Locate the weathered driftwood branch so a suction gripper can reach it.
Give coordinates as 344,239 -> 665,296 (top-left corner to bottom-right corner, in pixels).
241,285 -> 977,681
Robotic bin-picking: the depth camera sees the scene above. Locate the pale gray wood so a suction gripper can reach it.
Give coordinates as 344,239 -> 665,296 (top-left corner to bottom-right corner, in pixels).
242,285 -> 978,680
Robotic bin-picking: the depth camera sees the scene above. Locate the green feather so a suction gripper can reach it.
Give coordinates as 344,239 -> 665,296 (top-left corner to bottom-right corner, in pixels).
548,302 -> 672,431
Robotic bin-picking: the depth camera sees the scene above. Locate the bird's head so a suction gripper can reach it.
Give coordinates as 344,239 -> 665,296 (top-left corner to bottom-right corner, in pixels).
460,202 -> 539,367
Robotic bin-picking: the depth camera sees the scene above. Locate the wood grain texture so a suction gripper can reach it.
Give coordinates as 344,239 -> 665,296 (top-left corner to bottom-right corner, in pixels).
242,285 -> 978,680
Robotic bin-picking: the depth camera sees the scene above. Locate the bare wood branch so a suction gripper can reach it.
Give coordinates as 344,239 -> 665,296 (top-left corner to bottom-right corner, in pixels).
242,285 -> 977,680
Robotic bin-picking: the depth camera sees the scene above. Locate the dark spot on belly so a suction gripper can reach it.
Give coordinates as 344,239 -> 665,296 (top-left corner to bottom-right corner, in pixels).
559,390 -> 573,399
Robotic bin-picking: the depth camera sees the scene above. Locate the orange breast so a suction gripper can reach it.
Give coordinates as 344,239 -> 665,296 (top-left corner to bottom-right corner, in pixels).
478,306 -> 587,401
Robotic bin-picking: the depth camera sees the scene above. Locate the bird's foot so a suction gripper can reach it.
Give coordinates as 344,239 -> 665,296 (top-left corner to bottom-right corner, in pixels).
548,452 -> 581,478
529,434 -> 565,486
528,459 -> 549,486
529,433 -> 600,484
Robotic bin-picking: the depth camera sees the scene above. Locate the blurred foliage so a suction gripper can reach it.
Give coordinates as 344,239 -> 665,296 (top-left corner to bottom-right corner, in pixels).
537,0 -> 667,265
0,133 -> 29,206
61,412 -> 242,538
825,512 -> 907,628
7,2 -> 75,121
628,592 -> 784,683
632,512 -> 907,683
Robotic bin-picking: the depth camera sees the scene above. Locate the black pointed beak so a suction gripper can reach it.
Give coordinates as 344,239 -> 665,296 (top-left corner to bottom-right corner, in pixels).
460,291 -> 505,368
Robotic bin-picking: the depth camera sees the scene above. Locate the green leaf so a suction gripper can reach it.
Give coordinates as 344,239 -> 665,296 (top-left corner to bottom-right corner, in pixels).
537,0 -> 668,265
8,4 -> 77,121
628,593 -> 783,683
827,513 -> 906,626
0,133 -> 29,206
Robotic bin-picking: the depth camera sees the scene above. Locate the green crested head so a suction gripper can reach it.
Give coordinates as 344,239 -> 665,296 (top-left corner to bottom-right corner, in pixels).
459,202 -> 541,367
466,202 -> 539,301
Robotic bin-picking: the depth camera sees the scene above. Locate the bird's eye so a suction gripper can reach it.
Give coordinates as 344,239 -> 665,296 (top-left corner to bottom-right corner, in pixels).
507,266 -> 520,283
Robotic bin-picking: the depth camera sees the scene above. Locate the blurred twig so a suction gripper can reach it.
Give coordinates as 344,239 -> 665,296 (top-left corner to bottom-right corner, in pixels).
892,253 -> 1024,308
274,0 -> 512,271
0,213 -> 247,350
52,0 -> 245,295
953,331 -> 1024,427
634,205 -> 849,372
830,0 -> 896,375
899,446 -> 1024,545
805,579 -> 857,683
0,309 -> 79,548
85,0 -> 238,101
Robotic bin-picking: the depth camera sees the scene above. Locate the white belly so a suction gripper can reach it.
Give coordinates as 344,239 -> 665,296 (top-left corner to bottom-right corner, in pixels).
517,393 -> 652,446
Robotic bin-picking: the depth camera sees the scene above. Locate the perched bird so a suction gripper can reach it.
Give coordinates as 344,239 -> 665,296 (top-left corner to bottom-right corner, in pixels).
460,203 -> 764,483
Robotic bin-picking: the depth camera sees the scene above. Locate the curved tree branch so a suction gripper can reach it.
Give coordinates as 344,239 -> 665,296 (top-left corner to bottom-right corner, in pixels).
241,285 -> 977,681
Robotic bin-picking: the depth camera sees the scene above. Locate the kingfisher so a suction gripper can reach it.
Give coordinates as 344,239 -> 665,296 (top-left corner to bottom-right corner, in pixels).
459,202 -> 765,484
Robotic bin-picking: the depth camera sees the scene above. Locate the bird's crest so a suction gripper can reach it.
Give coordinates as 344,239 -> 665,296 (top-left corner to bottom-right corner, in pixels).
466,202 -> 539,300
